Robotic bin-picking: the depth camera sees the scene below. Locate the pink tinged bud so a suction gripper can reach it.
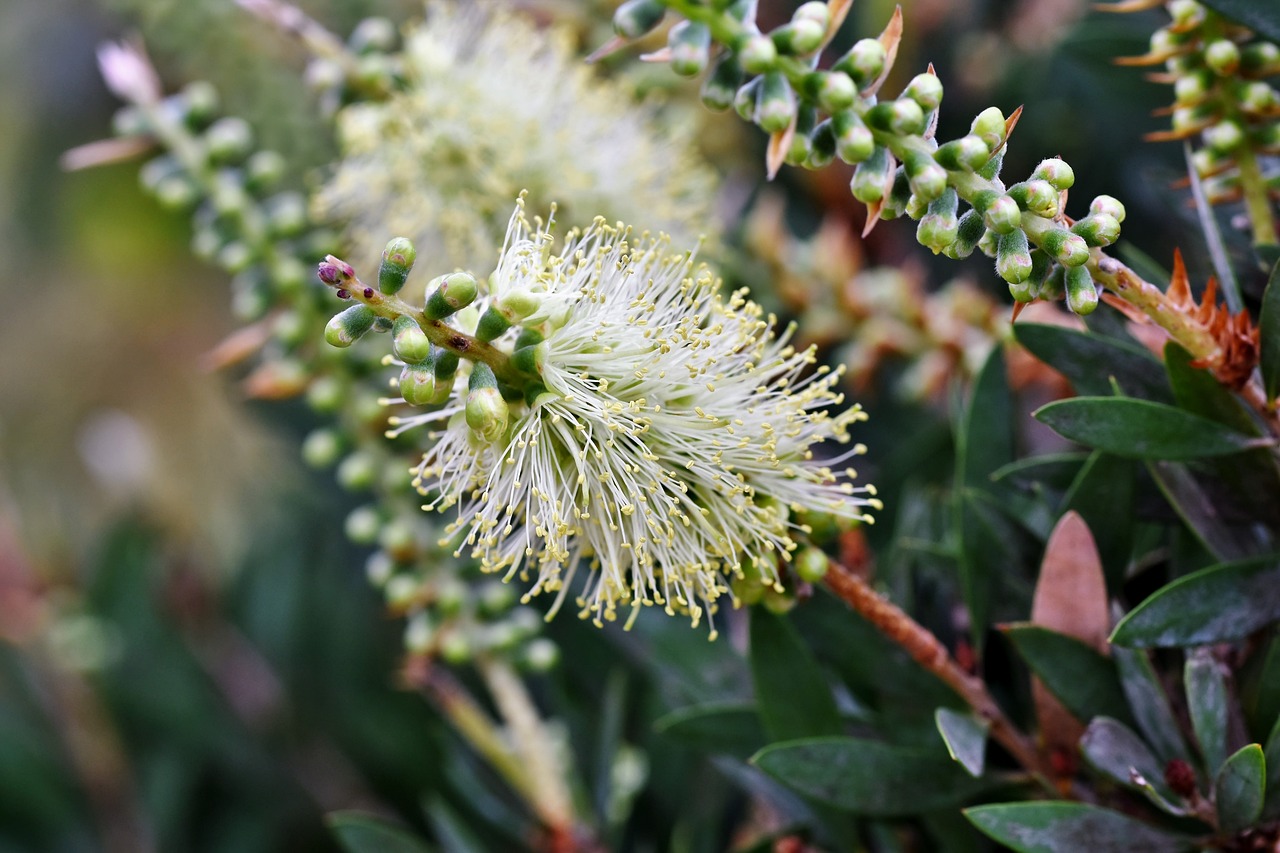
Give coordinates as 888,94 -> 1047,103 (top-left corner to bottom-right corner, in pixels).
1031,158 -> 1074,191
325,304 -> 377,347
833,38 -> 886,91
1041,228 -> 1091,267
814,71 -> 856,113
935,135 -> 991,172
668,21 -> 711,77
465,364 -> 509,443
97,40 -> 162,104
904,152 -> 947,203
1071,214 -> 1121,248
1064,265 -> 1098,315
756,72 -> 796,134
903,72 -> 943,111
996,229 -> 1033,285
832,110 -> 875,164
738,35 -> 778,74
1088,195 -> 1126,223
399,362 -> 438,406
1008,180 -> 1059,218
970,106 -> 1007,151
983,195 -> 1022,235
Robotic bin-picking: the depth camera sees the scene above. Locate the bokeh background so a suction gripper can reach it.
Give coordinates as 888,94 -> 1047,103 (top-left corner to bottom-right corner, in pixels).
0,0 -> 1205,850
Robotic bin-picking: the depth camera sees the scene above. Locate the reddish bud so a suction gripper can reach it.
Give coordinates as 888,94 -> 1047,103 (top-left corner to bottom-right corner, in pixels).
1164,759 -> 1197,799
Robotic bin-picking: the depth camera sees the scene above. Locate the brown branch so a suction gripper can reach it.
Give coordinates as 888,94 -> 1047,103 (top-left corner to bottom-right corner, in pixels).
824,560 -> 1052,781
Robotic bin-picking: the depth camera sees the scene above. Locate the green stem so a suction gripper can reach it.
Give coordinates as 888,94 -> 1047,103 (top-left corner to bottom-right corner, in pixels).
1235,144 -> 1277,247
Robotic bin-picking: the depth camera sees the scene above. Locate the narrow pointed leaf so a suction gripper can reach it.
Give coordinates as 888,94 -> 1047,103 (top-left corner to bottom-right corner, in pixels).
1215,744 -> 1265,834
1002,624 -> 1133,726
1014,323 -> 1171,402
1262,259 -> 1280,403
1114,646 -> 1190,764
1034,397 -> 1265,460
965,802 -> 1193,852
653,703 -> 765,758
1147,461 -> 1279,561
1263,719 -> 1280,820
1166,343 -> 1260,435
1111,557 -> 1280,647
751,737 -> 992,815
750,609 -> 842,741
1080,717 -> 1173,800
328,812 -> 435,853
1185,649 -> 1230,775
935,708 -> 990,777
1061,453 -> 1134,592
1240,631 -> 1280,742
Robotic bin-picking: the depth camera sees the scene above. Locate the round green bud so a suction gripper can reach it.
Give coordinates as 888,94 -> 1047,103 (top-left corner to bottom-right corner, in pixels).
154,174 -> 198,211
466,364 -> 509,443
265,192 -> 308,237
762,586 -> 798,614
1241,42 -> 1280,75
344,505 -> 381,545
438,632 -> 471,665
522,638 -> 560,673
1040,228 -> 1091,266
903,72 -> 943,111
970,106 -> 1007,151
734,77 -> 762,121
794,547 -> 829,583
474,307 -> 512,343
425,272 -> 480,320
814,71 -> 856,113
1031,157 -> 1074,191
513,342 -> 548,376
701,54 -> 744,112
1203,120 -> 1245,154
756,72 -> 795,133
739,34 -> 778,74
1237,81 -> 1278,115
808,119 -> 837,168
301,428 -> 343,468
349,16 -> 397,54
379,517 -> 419,560
1008,180 -> 1059,218
996,229 -> 1033,284
866,99 -> 926,136
180,81 -> 219,127
794,1 -> 830,27
399,362 -> 437,406
772,19 -> 824,56
306,375 -> 344,414
478,580 -> 516,616
977,227 -> 1000,258
392,315 -> 431,364
850,146 -> 891,203
404,612 -> 434,655
325,304 -> 377,347
1065,265 -> 1098,315
832,110 -> 874,163
377,237 -> 416,294
1173,70 -> 1212,106
384,574 -> 422,610
365,551 -> 394,587
1071,214 -> 1121,248
917,188 -> 960,253
498,288 -> 542,320
669,20 -> 711,77
982,195 -> 1022,234
204,117 -> 253,164
1088,194 -> 1126,223
1167,0 -> 1205,28
945,209 -> 985,259
935,135 -> 990,172
906,159 -> 947,204
613,0 -> 665,40
245,150 -> 286,192
833,38 -> 885,90
337,451 -> 379,492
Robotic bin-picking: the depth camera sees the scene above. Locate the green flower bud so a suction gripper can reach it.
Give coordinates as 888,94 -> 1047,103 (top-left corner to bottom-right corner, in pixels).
466,364 -> 509,443
1173,69 -> 1213,106
1040,228 -> 1091,266
982,195 -> 1022,234
977,227 -> 999,258
365,552 -> 394,588
325,304 -> 377,347
903,72 -> 943,111
1065,265 -> 1098,315
1007,180 -> 1059,218
865,98 -> 926,136
883,168 -> 912,220
439,632 -> 471,665
833,38 -> 886,90
786,109 -> 815,165
701,54 -> 744,111
904,150 -> 947,203
970,106 -> 1007,151
832,110 -> 875,164
265,192 -> 308,237
384,574 -> 422,610
204,117 -> 253,164
404,612 -> 434,655
434,350 -> 460,383
379,517 -> 419,561
1071,214 -> 1121,248
217,240 -> 256,275
513,342 -> 549,376
181,81 -> 219,127
154,174 -> 198,211
399,361 -> 437,406
756,72 -> 795,133
337,451 -> 378,492
522,638 -> 560,673
794,546 -> 830,583
935,135 -> 990,172
613,0 -> 665,39
794,1 -> 830,26
478,580 -> 516,616
1237,81 -> 1278,116
1088,195 -> 1126,223
917,187 -> 960,253
669,20 -> 711,77
306,375 -> 344,414
1031,157 -> 1074,191
734,76 -> 763,121
425,272 -> 479,320
851,146 -> 892,204
977,148 -> 1004,181
997,229 -> 1033,285
1038,264 -> 1066,301
771,19 -> 825,56
475,307 -> 512,342
344,505 -> 381,545
1167,0 -> 1205,28
738,34 -> 778,74
1027,248 -> 1052,291
806,70 -> 856,113
1203,120 -> 1245,154
392,315 -> 431,364
942,209 -> 985,259
245,150 -> 286,192
349,16 -> 397,54
498,288 -> 542,320
301,428 -> 343,468
378,237 -> 417,294
1241,42 -> 1280,75
808,119 -> 837,168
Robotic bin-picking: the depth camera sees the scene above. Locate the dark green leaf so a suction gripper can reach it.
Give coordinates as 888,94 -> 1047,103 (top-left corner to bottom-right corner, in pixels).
750,609 -> 842,741
958,346 -> 1014,496
1241,631 -> 1280,743
328,812 -> 435,853
958,490 -> 1028,654
751,737 -> 992,816
1185,650 -> 1230,776
653,704 -> 766,758
1258,244 -> 1280,272
1113,647 -> 1191,765
935,708 -> 989,778
1215,744 -> 1266,834
1263,719 -> 1280,821
964,802 -> 1193,852
1196,0 -> 1280,44
1147,461 -> 1280,562
1061,452 -> 1134,593
1079,717 -> 1171,799
1034,397 -> 1266,460
991,453 -> 1090,491
1111,557 -> 1280,647
1002,624 -> 1133,727
1165,343 -> 1261,436
1014,324 -> 1171,402
1262,259 -> 1280,403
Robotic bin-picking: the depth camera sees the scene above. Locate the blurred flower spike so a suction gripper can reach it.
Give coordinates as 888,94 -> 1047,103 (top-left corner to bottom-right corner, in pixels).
403,199 -> 881,637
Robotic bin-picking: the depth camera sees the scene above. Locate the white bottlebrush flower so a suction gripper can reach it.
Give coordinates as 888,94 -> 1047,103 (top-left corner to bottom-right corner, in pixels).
314,0 -> 720,273
406,201 -> 880,636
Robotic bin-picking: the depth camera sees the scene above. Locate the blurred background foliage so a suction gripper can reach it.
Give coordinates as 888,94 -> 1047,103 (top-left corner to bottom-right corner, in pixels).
2,0 -> 1274,851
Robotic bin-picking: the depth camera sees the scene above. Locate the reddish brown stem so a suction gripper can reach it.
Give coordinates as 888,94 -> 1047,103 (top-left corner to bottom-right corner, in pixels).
824,560 -> 1052,781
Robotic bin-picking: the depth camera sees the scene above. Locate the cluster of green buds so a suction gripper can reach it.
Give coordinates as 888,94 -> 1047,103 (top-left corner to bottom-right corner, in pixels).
608,0 -> 1127,314
1112,0 -> 1280,246
99,39 -> 557,672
